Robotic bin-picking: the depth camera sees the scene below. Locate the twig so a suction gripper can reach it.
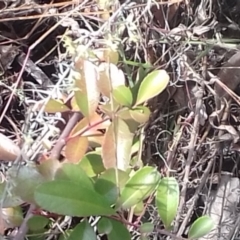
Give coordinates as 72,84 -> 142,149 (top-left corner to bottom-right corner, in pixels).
50,112 -> 83,159
14,204 -> 35,240
177,151 -> 216,235
175,89 -> 203,234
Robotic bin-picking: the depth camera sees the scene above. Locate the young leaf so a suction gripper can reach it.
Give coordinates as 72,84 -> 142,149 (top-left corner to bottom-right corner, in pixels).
34,180 -> 115,217
70,113 -> 110,138
156,177 -> 179,229
107,218 -> 131,240
97,63 -> 125,98
74,60 -> 100,119
118,167 -> 161,209
102,119 -> 134,171
135,70 -> 169,105
112,85 -> 133,107
44,99 -> 70,113
65,136 -> 88,163
188,215 -> 214,239
68,220 -> 97,240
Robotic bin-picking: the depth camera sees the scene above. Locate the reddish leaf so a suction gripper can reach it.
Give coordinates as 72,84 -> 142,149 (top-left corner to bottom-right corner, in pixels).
70,113 -> 110,138
102,123 -> 116,169
65,136 -> 88,163
97,63 -> 125,98
74,60 -> 100,119
102,119 -> 133,170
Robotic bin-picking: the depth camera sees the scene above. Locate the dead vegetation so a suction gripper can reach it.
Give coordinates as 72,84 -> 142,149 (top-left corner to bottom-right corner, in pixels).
1,0 -> 240,239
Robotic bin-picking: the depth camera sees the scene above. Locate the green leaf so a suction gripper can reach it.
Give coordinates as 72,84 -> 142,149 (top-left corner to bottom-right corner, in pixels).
68,220 -> 97,240
118,166 -> 161,209
140,222 -> 154,234
44,99 -> 70,113
108,219 -> 131,240
97,217 -> 112,234
94,168 -> 129,205
156,177 -> 179,229
113,85 -> 133,107
188,216 -> 214,239
79,152 -> 105,177
55,163 -> 94,190
34,180 -> 115,217
135,70 -> 169,105
27,215 -> 49,232
8,164 -> 45,204
133,201 -> 144,216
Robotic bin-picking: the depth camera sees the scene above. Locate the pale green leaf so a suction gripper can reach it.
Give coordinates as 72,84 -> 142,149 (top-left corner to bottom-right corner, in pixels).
44,99 -> 70,113
118,166 -> 161,209
113,85 -> 133,107
188,216 -> 214,239
135,70 -> 169,105
156,177 -> 179,229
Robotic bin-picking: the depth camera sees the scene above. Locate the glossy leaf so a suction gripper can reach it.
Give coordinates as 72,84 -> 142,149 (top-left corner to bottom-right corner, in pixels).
118,167 -> 161,209
107,218 -> 131,240
44,99 -> 70,113
97,217 -> 112,234
156,177 -> 179,229
55,163 -> 94,189
102,119 -> 134,171
135,70 -> 169,105
27,215 -> 49,232
65,136 -> 88,163
112,85 -> 133,107
68,220 -> 97,240
94,168 -> 129,205
79,152 -> 105,177
34,180 -> 115,217
188,216 -> 214,239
